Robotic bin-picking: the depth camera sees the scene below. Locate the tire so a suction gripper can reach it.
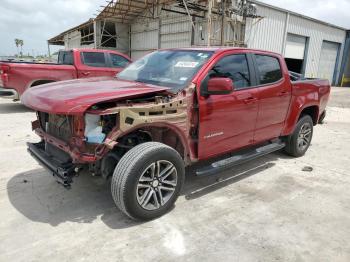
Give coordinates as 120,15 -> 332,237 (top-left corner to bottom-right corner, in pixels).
284,115 -> 314,157
318,111 -> 326,124
111,142 -> 185,220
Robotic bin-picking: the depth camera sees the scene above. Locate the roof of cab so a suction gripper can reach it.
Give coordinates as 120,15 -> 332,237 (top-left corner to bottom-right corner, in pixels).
66,48 -> 131,60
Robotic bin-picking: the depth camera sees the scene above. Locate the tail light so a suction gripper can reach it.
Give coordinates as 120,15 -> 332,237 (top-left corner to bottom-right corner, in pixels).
0,64 -> 10,74
0,64 -> 10,85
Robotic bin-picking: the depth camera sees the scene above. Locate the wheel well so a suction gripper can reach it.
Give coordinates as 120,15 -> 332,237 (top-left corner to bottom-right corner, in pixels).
115,127 -> 185,159
299,106 -> 319,125
31,80 -> 55,87
100,127 -> 186,179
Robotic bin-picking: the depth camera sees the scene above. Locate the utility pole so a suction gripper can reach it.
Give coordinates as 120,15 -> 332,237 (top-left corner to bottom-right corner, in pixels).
207,0 -> 214,46
220,0 -> 226,45
47,42 -> 51,57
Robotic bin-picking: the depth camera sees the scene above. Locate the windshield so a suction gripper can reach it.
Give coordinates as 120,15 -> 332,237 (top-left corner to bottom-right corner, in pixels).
117,50 -> 214,92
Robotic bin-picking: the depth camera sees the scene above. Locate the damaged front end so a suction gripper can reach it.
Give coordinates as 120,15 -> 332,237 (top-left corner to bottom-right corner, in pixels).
28,85 -> 198,187
28,112 -> 95,187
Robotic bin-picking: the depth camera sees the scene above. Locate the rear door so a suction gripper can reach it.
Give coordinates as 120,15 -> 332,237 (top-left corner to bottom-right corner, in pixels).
78,51 -> 114,78
198,52 -> 259,159
253,53 -> 292,143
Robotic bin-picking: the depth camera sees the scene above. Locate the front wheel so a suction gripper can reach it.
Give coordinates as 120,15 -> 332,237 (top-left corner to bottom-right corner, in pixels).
111,142 -> 185,220
284,115 -> 313,157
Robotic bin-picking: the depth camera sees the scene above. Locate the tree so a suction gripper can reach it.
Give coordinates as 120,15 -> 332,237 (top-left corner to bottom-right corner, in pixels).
14,39 -> 24,57
19,39 -> 24,57
14,39 -> 20,56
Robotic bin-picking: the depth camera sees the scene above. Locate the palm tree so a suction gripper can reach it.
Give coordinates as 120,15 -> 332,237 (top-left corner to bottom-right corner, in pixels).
14,39 -> 24,57
14,39 -> 20,56
19,40 -> 24,57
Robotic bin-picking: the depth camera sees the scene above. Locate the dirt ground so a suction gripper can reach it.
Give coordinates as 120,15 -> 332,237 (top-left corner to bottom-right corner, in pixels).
0,87 -> 350,262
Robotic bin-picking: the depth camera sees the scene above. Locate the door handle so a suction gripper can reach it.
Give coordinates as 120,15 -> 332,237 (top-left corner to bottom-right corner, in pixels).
82,72 -> 90,76
243,97 -> 258,104
278,91 -> 288,97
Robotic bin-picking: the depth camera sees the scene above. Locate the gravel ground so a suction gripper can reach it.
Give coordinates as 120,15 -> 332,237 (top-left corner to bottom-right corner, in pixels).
0,87 -> 350,262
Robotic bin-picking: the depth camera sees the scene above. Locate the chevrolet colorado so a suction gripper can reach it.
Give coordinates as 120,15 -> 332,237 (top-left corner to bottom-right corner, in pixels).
0,48 -> 131,100
22,47 -> 330,220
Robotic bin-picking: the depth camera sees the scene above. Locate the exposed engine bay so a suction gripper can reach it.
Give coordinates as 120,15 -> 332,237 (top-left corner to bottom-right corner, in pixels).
33,85 -> 197,180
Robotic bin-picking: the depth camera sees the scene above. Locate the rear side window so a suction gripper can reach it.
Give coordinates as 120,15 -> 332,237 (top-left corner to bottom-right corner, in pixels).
209,54 -> 251,89
255,55 -> 283,85
58,51 -> 73,65
81,52 -> 106,67
110,54 -> 130,68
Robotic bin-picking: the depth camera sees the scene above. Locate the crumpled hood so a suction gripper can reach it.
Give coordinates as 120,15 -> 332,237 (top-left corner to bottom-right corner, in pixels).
21,77 -> 169,115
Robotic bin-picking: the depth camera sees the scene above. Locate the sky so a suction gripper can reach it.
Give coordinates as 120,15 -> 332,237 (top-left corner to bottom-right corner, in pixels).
0,0 -> 349,56
0,0 -> 99,56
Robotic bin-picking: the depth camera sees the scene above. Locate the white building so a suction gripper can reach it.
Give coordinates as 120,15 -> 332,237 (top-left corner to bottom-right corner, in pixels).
48,0 -> 348,85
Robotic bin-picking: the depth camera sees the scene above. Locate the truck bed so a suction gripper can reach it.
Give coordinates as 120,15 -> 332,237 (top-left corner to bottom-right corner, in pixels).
0,61 -> 76,98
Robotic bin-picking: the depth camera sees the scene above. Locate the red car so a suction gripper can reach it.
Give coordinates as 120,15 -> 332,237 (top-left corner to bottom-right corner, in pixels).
0,48 -> 131,100
22,47 -> 330,220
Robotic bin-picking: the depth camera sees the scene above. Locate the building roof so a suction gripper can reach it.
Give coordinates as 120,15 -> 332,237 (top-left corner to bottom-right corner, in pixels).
48,19 -> 94,45
96,0 -> 178,23
48,0 -> 347,45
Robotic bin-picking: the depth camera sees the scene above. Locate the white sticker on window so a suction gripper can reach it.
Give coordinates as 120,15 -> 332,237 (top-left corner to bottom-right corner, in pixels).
180,77 -> 188,81
175,61 -> 199,68
197,53 -> 209,59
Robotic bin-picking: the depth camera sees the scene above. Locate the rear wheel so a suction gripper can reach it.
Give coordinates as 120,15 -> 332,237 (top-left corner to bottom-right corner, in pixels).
111,142 -> 185,220
284,115 -> 313,157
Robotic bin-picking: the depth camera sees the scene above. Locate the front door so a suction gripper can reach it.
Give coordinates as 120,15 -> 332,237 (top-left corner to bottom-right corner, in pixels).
198,53 -> 259,160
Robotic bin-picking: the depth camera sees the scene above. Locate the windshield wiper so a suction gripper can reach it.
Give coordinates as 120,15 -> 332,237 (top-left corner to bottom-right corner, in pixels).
134,78 -> 165,87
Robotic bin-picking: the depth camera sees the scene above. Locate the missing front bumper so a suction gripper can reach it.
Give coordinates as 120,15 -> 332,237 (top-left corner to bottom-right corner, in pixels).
27,142 -> 76,187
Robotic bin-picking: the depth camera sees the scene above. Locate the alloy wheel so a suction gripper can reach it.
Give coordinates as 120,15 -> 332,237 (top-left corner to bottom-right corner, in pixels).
136,160 -> 178,211
297,122 -> 312,151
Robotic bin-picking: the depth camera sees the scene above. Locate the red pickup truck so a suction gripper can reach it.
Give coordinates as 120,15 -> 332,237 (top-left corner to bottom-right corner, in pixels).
22,47 -> 330,220
0,48 -> 131,100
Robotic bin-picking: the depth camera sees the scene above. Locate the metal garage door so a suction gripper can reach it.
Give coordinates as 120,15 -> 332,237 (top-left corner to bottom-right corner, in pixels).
285,34 -> 307,59
318,41 -> 340,84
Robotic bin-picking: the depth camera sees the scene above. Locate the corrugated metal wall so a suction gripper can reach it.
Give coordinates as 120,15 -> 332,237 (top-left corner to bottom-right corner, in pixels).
130,19 -> 159,60
245,2 -> 346,83
287,14 -> 345,81
245,5 -> 287,53
64,31 -> 82,49
64,31 -> 94,49
114,23 -> 130,54
160,12 -> 192,48
193,19 -> 223,46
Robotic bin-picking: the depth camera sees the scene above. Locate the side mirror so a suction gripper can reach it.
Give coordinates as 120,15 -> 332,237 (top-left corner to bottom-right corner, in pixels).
207,77 -> 234,95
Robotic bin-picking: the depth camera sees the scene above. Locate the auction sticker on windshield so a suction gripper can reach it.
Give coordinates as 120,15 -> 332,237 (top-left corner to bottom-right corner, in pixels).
175,61 -> 199,68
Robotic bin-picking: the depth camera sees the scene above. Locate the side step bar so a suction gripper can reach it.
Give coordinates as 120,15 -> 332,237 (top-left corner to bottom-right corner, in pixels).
196,141 -> 285,176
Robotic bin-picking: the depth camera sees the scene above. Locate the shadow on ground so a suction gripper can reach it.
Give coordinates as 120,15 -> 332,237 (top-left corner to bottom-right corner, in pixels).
0,101 -> 33,114
7,151 -> 291,229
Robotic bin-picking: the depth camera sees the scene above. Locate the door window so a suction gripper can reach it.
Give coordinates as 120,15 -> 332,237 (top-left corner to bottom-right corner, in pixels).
58,51 -> 73,65
209,54 -> 251,89
255,55 -> 283,84
110,54 -> 130,68
81,52 -> 107,67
